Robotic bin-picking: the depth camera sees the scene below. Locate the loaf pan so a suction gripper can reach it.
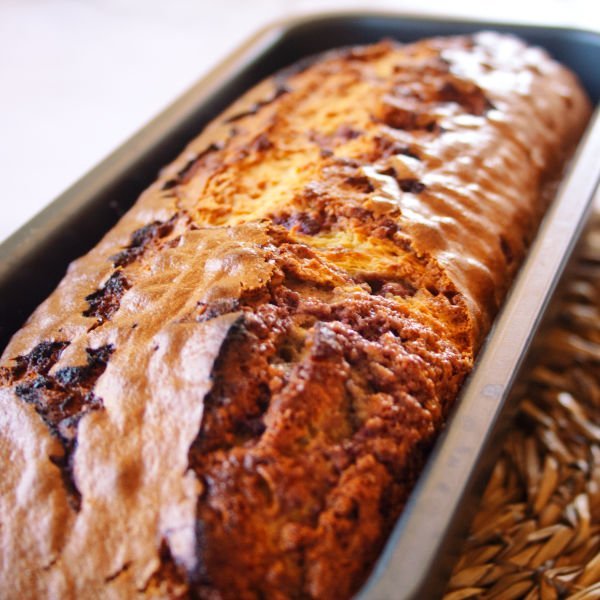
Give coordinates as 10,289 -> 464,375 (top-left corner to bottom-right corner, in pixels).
1,10 -> 599,600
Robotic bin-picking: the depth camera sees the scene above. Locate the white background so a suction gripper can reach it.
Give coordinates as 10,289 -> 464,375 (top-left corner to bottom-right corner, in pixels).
0,0 -> 596,243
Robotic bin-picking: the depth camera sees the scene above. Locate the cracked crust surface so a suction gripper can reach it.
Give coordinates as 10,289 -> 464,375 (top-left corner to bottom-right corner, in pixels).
0,33 -> 591,599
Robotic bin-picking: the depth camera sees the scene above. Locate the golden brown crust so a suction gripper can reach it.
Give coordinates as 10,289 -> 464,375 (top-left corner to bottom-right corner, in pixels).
0,33 -> 591,599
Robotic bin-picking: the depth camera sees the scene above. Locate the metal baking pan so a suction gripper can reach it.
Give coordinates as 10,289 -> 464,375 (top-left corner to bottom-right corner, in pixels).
1,10 -> 599,600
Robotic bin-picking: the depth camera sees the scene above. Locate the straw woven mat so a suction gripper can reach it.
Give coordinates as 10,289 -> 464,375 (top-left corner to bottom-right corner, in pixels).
444,205 -> 600,599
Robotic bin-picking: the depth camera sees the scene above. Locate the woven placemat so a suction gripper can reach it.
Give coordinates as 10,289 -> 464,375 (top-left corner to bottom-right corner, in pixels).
444,210 -> 600,600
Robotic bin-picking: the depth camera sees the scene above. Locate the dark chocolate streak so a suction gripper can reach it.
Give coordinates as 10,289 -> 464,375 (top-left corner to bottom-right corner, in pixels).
161,142 -> 224,191
437,80 -> 495,115
111,217 -> 176,267
372,136 -> 422,161
9,342 -> 114,510
83,271 -> 130,326
224,85 -> 290,124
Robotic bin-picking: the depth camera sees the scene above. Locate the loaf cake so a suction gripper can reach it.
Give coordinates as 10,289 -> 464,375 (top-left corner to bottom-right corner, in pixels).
0,32 -> 591,599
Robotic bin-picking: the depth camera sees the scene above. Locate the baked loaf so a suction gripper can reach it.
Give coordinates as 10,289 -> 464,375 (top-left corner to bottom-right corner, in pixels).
0,33 -> 591,599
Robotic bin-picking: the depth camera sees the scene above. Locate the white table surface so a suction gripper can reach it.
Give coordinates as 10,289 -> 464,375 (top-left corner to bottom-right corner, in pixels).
0,0 -> 595,244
